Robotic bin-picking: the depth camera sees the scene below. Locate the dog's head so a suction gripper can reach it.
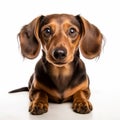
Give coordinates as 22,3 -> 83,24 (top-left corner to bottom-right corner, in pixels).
18,14 -> 103,66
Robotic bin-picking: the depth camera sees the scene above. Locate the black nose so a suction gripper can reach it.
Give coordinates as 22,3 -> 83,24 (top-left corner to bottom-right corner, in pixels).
52,48 -> 67,60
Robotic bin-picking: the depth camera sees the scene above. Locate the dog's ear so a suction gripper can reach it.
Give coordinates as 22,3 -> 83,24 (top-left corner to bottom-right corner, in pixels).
18,16 -> 44,59
76,15 -> 103,59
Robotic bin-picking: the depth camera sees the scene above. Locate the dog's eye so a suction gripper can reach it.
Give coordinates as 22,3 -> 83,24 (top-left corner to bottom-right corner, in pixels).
43,27 -> 52,38
68,27 -> 78,38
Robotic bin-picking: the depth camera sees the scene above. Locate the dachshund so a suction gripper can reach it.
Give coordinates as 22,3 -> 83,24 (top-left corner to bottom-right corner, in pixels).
9,14 -> 103,115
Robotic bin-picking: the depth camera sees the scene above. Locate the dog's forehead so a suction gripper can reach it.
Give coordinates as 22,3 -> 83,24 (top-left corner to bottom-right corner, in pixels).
43,14 -> 79,25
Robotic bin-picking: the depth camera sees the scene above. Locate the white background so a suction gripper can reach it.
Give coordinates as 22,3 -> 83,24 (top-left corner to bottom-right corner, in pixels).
0,0 -> 120,120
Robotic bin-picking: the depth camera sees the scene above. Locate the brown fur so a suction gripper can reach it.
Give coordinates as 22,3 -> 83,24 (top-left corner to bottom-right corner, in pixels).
11,14 -> 103,115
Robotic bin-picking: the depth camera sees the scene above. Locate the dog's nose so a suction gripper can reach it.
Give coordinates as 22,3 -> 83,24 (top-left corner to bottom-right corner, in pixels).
52,48 -> 67,60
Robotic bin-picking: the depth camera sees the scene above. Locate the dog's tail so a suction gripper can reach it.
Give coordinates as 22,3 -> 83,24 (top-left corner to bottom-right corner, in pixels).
9,87 -> 29,93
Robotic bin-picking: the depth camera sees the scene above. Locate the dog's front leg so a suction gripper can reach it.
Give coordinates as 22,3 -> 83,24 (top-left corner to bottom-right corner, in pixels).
72,88 -> 93,114
29,88 -> 48,115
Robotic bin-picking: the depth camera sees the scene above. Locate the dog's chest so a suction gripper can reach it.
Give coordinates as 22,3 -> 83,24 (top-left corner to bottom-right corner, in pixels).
49,65 -> 73,92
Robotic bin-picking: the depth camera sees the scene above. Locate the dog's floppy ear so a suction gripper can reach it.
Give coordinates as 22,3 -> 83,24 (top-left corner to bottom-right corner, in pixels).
76,15 -> 103,59
18,16 -> 44,59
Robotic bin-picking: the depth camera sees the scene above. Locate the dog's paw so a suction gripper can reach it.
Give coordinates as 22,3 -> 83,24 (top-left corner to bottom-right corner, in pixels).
29,101 -> 48,115
72,99 -> 93,114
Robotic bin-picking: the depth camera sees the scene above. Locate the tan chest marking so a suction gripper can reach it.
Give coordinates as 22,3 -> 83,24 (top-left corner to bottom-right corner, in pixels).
50,64 -> 73,78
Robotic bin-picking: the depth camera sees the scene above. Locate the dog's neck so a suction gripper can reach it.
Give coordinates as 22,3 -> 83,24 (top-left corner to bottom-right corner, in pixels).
49,62 -> 73,79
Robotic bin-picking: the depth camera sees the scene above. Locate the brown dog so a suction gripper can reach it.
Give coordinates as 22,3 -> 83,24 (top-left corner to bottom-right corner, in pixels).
9,14 -> 103,115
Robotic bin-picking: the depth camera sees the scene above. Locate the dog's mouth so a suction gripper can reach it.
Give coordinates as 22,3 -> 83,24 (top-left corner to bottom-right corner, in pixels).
54,61 -> 67,66
48,59 -> 67,67
46,55 -> 74,67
